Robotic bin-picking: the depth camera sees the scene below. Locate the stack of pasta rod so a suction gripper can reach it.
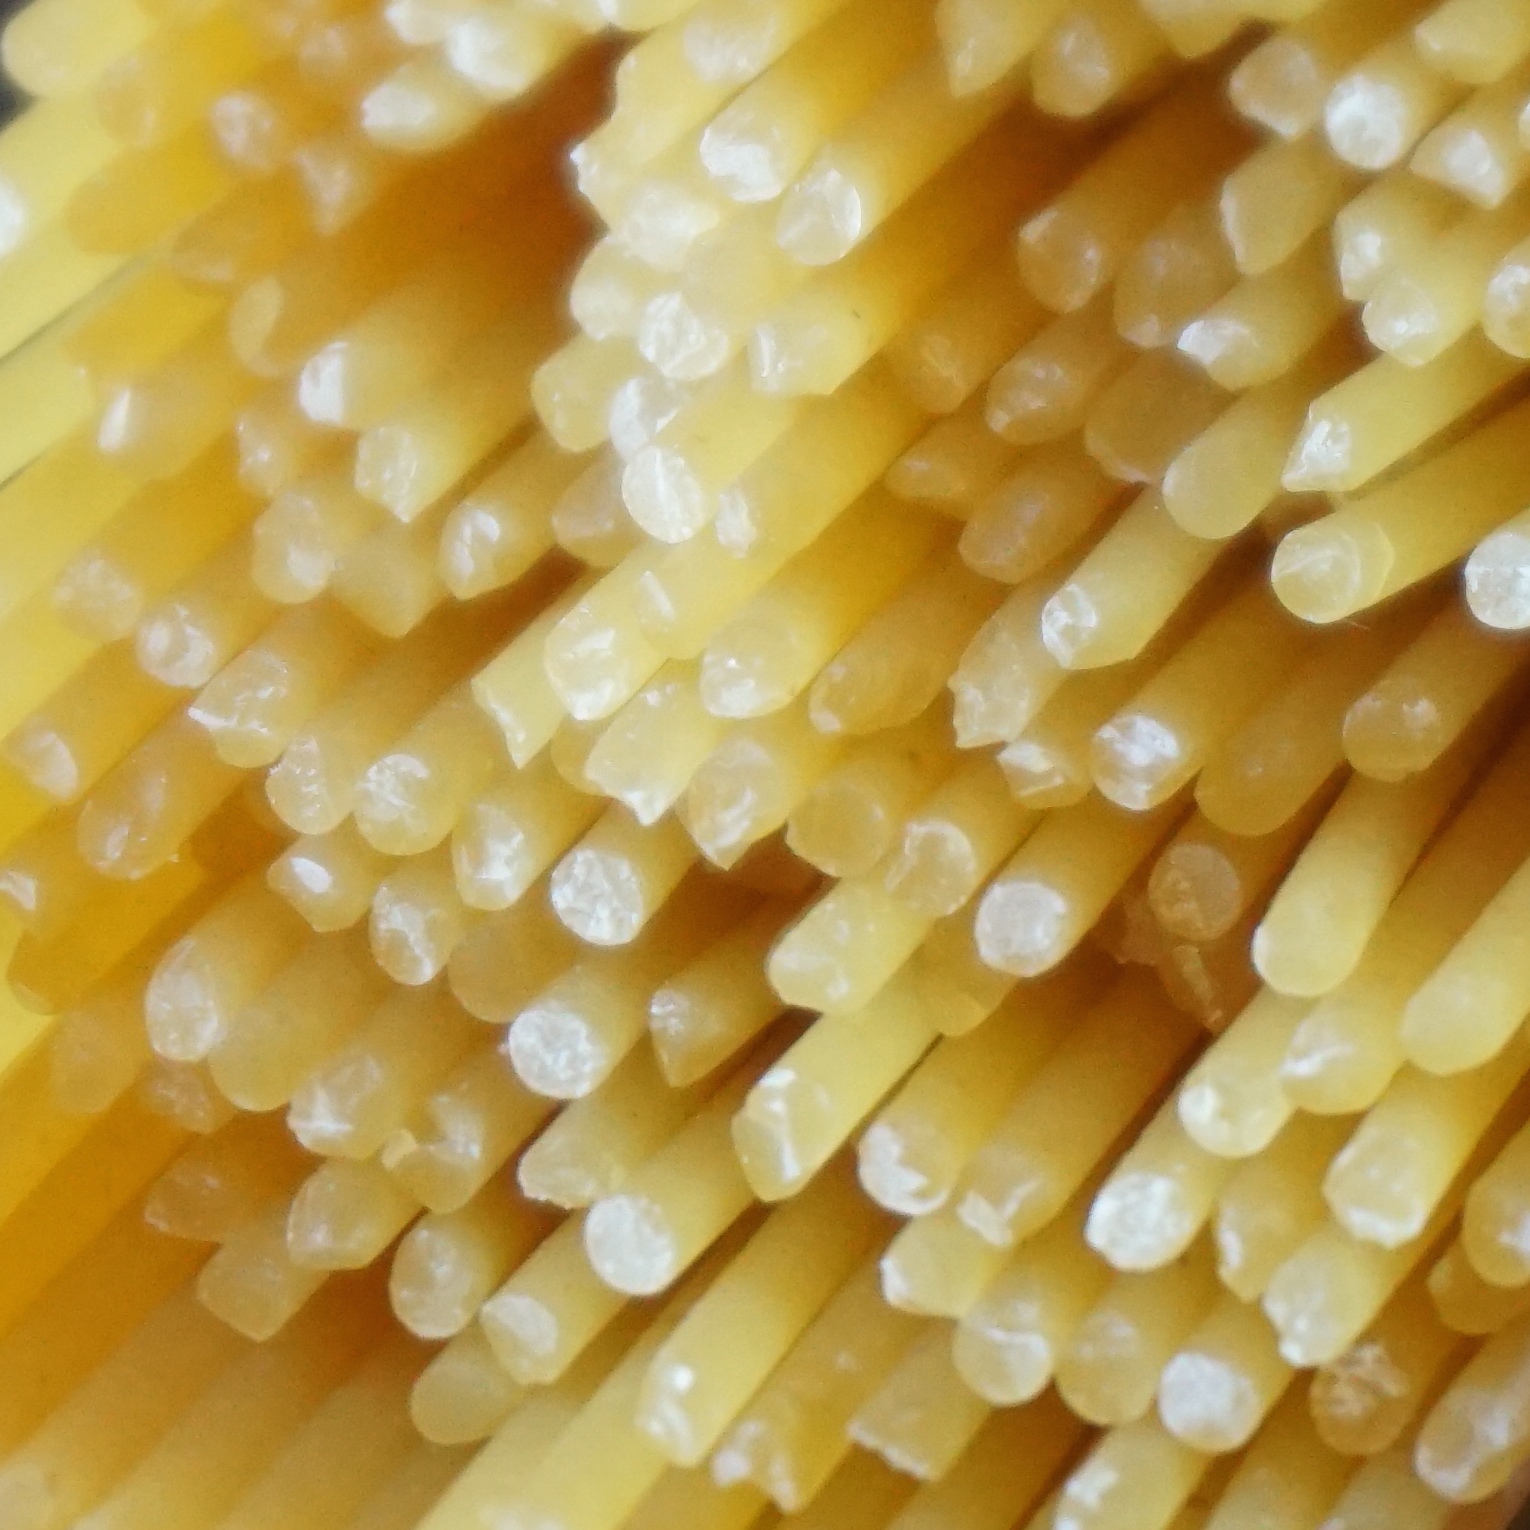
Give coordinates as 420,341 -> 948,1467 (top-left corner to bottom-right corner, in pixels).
12,0 -> 1530,1527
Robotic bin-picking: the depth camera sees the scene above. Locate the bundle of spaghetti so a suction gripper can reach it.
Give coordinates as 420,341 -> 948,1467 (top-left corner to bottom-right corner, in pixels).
13,0 -> 1530,1529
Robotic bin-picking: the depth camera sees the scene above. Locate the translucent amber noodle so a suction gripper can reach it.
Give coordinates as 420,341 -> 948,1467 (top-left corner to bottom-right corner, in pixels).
658,362 -> 913,570
517,1049 -> 693,1208
1155,1287 -> 1293,1453
757,123 -> 1073,399
1148,804 -> 1320,946
1285,336 -> 1523,502
439,433 -> 582,599
387,1178 -> 548,1339
219,1335 -> 425,1530
0,444 -> 134,631
66,267 -> 224,395
419,1267 -> 696,1530
1327,1039 -> 1530,1252
0,220 -> 126,362
1178,253 -> 1341,402
1273,398 -> 1530,625
885,1394 -> 1082,1523
774,58 -> 1041,268
288,994 -> 472,1163
130,1053 -> 233,1134
164,172 -> 318,291
858,966 -> 1099,1218
365,846 -> 471,986
974,791 -> 1188,975
1285,777 -> 1530,1101
283,1155 -> 417,1272
647,918 -> 786,1084
444,893 -> 576,1027
267,821 -> 387,932
233,386 -> 334,503
553,455 -> 642,569
1481,231 -> 1530,358
960,441 -> 1120,586
68,125 -> 242,259
267,592 -> 533,832
708,1261 -> 906,1503
233,149 -> 584,379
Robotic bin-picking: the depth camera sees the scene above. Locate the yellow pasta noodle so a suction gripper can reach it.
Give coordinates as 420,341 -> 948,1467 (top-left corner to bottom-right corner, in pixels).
6,4 -> 1530,1530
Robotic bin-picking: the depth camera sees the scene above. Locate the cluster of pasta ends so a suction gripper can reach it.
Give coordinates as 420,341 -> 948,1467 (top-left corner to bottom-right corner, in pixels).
8,0 -> 1530,1528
